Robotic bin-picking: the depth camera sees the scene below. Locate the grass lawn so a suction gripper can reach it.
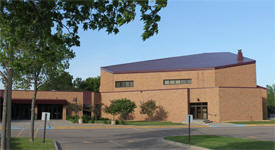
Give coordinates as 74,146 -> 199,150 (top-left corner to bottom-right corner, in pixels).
120,121 -> 184,126
230,120 -> 275,124
11,137 -> 55,150
164,135 -> 275,150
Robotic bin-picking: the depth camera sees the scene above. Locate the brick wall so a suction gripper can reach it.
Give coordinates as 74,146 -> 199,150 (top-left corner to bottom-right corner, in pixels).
215,63 -> 257,87
100,69 -> 216,92
219,87 -> 264,121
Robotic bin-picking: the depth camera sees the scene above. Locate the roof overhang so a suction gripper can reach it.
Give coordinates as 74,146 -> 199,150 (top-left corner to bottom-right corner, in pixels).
11,99 -> 67,104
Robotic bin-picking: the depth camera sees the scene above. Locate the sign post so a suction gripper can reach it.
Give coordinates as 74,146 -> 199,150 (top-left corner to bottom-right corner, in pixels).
186,114 -> 193,144
43,113 -> 47,143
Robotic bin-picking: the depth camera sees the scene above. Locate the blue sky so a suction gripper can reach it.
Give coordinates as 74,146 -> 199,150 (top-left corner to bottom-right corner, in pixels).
0,0 -> 274,89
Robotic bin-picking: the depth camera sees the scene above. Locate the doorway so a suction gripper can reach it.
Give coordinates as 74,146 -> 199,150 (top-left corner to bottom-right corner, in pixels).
37,104 -> 63,120
12,104 -> 31,120
190,102 -> 208,120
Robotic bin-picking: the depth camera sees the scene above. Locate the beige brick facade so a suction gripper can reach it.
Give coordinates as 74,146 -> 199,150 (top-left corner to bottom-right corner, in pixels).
100,63 -> 267,122
5,90 -> 98,120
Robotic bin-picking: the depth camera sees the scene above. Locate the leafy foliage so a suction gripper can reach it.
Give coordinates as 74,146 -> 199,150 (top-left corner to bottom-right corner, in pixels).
267,84 -> 275,114
66,103 -> 83,117
39,71 -> 75,91
74,77 -> 100,92
39,73 -> 100,92
82,103 -> 102,120
0,1 -> 167,149
105,98 -> 136,120
140,100 -> 158,120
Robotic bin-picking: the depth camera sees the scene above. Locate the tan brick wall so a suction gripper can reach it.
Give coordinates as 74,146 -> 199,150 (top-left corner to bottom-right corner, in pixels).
12,90 -> 84,104
219,88 -> 263,121
101,89 -> 188,122
215,64 -> 257,87
190,88 -> 220,122
100,69 -> 216,92
100,69 -> 115,92
11,90 -> 100,120
260,88 -> 268,119
100,63 -> 264,122
101,88 -> 223,122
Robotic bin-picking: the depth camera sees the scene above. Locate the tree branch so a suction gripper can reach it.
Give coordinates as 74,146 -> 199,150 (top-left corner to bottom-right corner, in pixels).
0,70 -> 7,86
0,70 -> 7,81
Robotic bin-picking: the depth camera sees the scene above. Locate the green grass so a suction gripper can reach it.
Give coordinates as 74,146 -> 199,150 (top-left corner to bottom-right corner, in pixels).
230,120 -> 275,124
120,121 -> 184,126
11,137 -> 55,150
164,135 -> 275,150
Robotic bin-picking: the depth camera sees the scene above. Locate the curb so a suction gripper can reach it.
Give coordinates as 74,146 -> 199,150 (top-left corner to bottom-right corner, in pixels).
55,140 -> 62,150
53,125 -> 209,130
245,124 -> 275,127
162,138 -> 210,150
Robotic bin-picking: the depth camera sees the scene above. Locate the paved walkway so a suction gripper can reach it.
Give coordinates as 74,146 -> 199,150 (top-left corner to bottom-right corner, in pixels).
2,120 -> 274,130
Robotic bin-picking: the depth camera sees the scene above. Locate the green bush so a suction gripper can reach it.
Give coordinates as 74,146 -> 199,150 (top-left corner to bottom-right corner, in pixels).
105,98 -> 136,120
82,115 -> 93,123
140,100 -> 158,120
67,116 -> 79,123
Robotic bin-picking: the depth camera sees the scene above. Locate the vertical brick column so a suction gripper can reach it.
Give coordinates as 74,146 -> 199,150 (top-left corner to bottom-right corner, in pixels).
34,105 -> 38,120
62,104 -> 67,120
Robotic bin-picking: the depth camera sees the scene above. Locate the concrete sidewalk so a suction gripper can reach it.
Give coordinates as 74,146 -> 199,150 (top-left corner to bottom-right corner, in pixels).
162,139 -> 210,150
1,120 -> 274,130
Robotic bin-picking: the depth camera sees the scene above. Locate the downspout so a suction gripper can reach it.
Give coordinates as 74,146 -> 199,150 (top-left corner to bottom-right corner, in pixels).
187,88 -> 190,115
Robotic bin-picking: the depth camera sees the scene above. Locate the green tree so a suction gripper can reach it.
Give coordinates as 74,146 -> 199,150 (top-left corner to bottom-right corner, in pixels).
39,71 -> 75,91
267,84 -> 275,114
74,76 -> 100,92
15,33 -> 74,142
0,6 -> 29,149
105,98 -> 136,121
0,1 -> 167,149
140,100 -> 158,121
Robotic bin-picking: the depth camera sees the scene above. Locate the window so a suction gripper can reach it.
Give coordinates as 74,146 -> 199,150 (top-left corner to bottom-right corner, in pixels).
163,79 -> 192,85
115,81 -> 134,88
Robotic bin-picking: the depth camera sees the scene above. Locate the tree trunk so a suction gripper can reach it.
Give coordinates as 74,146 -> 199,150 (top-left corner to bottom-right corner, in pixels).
30,80 -> 38,143
1,68 -> 13,150
1,86 -> 8,150
6,68 -> 12,150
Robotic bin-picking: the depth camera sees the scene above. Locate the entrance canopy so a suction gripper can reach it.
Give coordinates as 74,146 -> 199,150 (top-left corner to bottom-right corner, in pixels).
12,99 -> 67,104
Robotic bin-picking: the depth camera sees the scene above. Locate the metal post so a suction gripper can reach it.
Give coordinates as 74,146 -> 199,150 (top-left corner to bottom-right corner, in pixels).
188,115 -> 191,144
43,113 -> 47,143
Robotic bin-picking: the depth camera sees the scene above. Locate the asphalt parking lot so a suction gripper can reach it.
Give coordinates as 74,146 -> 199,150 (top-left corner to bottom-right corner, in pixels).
7,122 -> 275,150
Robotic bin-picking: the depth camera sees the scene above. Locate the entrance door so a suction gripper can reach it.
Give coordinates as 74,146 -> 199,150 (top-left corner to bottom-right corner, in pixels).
190,102 -> 208,120
12,104 -> 31,120
37,104 -> 63,120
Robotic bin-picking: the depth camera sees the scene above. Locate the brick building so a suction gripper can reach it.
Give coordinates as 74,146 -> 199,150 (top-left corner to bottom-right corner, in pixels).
100,50 -> 267,122
0,50 -> 268,122
0,90 -> 100,120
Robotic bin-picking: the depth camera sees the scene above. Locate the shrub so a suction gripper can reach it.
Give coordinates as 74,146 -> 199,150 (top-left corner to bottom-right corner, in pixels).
67,116 -> 79,123
105,98 -> 136,121
82,115 -> 93,123
140,100 -> 158,120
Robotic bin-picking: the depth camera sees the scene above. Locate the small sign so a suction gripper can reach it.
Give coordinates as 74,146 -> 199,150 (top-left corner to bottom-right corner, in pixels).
186,114 -> 193,123
41,112 -> 50,121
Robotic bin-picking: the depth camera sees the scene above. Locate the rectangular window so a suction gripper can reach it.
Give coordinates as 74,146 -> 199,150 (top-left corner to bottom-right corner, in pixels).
163,79 -> 192,85
115,81 -> 134,88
